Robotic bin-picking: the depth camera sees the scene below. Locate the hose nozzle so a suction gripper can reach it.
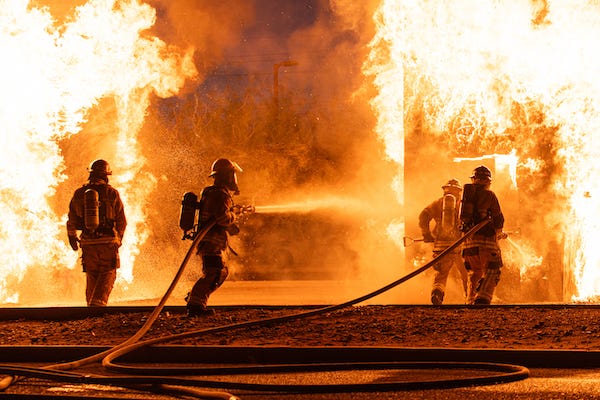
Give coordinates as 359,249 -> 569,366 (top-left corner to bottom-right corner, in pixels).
233,204 -> 255,216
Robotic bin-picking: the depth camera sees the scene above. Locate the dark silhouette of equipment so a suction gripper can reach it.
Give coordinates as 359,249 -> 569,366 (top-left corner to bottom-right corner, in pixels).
84,189 -> 100,231
178,191 -> 254,240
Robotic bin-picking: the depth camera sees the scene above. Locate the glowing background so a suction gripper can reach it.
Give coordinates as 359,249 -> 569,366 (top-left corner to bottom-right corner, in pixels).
1,0 -> 597,305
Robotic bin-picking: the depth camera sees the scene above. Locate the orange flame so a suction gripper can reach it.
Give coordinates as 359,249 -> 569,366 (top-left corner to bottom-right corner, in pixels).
0,0 -> 195,304
366,0 -> 600,301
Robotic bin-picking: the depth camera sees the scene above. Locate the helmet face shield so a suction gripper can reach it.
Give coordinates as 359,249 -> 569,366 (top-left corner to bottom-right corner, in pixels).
230,171 -> 240,195
230,161 -> 242,173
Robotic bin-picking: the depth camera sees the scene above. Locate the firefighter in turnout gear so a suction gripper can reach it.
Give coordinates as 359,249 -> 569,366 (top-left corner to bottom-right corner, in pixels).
186,158 -> 242,317
419,179 -> 468,305
66,159 -> 126,307
460,165 -> 505,305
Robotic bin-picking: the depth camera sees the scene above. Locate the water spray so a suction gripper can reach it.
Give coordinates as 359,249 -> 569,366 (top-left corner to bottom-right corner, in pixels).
253,196 -> 368,215
506,237 -> 528,259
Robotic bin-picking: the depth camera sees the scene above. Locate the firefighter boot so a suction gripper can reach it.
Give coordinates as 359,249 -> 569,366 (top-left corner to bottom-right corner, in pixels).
473,267 -> 501,305
186,304 -> 215,317
431,289 -> 444,305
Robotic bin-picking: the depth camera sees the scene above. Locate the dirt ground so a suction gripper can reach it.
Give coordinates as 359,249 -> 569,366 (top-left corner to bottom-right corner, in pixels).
2,305 -> 600,350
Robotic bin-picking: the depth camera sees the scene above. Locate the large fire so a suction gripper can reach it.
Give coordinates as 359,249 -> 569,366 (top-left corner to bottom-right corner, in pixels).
3,0 -> 600,305
0,0 -> 195,304
366,0 -> 600,302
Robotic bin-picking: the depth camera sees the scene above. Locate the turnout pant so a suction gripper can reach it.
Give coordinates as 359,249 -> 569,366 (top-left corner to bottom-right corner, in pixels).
462,246 -> 503,304
81,243 -> 120,307
431,250 -> 468,302
188,255 -> 229,308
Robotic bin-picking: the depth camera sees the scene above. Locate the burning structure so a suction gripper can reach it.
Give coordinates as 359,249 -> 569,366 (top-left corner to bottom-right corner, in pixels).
0,0 -> 598,305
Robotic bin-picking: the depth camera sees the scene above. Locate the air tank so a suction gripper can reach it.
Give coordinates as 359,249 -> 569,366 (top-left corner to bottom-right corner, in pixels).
179,192 -> 198,232
84,189 -> 100,231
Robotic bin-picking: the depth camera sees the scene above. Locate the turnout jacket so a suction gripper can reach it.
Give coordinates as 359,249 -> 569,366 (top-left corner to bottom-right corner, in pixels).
419,195 -> 461,252
461,185 -> 504,251
67,179 -> 126,246
197,184 -> 237,255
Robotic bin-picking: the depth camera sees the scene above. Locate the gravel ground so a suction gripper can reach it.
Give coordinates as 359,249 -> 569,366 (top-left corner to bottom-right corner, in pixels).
2,305 -> 600,350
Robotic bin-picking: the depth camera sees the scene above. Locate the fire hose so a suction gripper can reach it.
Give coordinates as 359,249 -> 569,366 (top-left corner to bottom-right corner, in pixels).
0,220 -> 239,399
0,218 -> 529,398
99,219 -> 497,366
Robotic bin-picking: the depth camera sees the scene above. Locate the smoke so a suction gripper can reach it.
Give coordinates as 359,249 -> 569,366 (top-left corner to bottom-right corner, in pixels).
145,0 -> 255,89
127,0 -> 600,305
19,0 -> 575,307
277,1 -> 408,297
123,0 -> 412,304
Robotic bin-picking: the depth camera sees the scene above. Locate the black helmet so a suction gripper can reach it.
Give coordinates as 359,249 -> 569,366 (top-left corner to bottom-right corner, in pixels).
209,158 -> 242,177
442,178 -> 462,191
470,165 -> 492,181
88,159 -> 112,176
209,158 -> 242,194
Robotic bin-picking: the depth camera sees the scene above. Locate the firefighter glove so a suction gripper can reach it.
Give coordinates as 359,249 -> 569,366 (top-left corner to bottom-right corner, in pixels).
226,223 -> 240,236
68,235 -> 79,251
496,231 -> 508,240
459,221 -> 473,233
423,232 -> 435,243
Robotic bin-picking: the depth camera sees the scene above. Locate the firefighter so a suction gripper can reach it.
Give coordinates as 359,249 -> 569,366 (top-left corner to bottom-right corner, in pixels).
66,159 -> 127,307
459,165 -> 506,305
419,179 -> 468,305
186,158 -> 242,317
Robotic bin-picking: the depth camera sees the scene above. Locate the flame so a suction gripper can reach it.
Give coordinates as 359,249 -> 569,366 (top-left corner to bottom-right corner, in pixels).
366,0 -> 600,301
0,0 -> 195,304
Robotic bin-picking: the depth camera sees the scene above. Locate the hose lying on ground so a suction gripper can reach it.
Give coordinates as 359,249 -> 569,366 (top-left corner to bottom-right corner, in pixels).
0,223 -> 217,387
0,218 -> 528,397
104,219 -> 494,371
98,218 -> 528,392
0,361 -> 528,394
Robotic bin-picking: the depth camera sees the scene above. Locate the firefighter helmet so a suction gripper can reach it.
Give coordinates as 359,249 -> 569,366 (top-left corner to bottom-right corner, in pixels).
209,158 -> 242,194
88,159 -> 112,176
209,158 -> 242,177
470,165 -> 492,181
442,178 -> 462,192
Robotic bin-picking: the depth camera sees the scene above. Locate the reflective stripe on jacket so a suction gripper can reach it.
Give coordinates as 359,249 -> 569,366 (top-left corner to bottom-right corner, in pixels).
419,196 -> 461,252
